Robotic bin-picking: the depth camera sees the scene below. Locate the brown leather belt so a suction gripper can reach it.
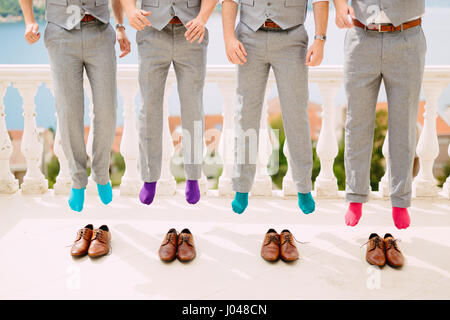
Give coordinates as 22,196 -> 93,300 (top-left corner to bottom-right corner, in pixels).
169,16 -> 183,25
261,20 -> 281,30
81,14 -> 96,22
353,18 -> 421,32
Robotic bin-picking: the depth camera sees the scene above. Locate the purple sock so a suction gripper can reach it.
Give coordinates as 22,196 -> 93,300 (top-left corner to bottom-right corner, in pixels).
139,182 -> 157,205
185,180 -> 200,204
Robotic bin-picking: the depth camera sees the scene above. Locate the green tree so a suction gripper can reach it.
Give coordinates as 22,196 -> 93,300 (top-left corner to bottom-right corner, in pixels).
269,109 -> 388,191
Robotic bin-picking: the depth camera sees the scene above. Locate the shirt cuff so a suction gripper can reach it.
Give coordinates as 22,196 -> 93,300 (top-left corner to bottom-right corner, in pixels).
220,0 -> 239,4
312,0 -> 330,3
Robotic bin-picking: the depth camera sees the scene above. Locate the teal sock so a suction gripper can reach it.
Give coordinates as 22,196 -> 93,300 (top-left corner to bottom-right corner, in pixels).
68,188 -> 85,212
232,192 -> 248,214
298,192 -> 315,214
97,182 -> 113,205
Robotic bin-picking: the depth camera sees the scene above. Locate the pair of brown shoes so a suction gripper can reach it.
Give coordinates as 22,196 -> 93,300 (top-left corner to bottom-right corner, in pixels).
261,229 -> 299,262
366,233 -> 404,267
159,228 -> 196,262
70,224 -> 112,258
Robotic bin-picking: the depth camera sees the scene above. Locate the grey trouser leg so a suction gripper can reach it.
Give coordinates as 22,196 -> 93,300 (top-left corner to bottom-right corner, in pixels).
344,26 -> 426,207
232,22 -> 312,193
137,25 -> 207,182
45,21 -> 117,189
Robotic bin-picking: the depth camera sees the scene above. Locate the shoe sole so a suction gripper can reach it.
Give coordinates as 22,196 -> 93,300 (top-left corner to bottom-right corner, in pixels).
71,252 -> 88,257
261,256 -> 280,262
177,256 -> 196,263
280,257 -> 299,263
160,256 -> 177,262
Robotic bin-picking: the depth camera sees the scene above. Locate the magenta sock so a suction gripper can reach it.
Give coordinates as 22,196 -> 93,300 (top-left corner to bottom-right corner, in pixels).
139,182 -> 157,205
185,180 -> 200,204
345,202 -> 362,227
392,207 -> 410,229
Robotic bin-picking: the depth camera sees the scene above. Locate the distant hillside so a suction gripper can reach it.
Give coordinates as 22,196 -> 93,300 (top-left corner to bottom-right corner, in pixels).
0,0 -> 45,22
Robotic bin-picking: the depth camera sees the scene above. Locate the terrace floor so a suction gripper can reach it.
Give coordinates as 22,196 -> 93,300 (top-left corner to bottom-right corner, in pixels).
0,190 -> 449,300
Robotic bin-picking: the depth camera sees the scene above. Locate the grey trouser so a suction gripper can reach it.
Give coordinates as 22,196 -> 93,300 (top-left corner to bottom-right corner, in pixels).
44,20 -> 117,189
232,22 -> 312,193
137,24 -> 207,182
344,26 -> 427,207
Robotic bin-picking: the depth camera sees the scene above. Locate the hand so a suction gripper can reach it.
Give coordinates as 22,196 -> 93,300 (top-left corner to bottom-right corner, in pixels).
335,3 -> 355,29
117,28 -> 131,58
225,37 -> 247,65
24,22 -> 40,44
305,40 -> 325,66
126,9 -> 151,31
185,17 -> 207,43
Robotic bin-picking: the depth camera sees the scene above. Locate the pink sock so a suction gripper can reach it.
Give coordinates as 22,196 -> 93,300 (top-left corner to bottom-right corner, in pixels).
345,202 -> 362,227
392,207 -> 410,229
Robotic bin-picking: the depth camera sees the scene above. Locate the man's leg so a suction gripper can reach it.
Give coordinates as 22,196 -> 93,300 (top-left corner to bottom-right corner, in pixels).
269,25 -> 314,214
382,26 -> 426,229
173,25 -> 208,204
231,24 -> 270,213
344,28 -> 383,225
137,26 -> 172,204
83,22 -> 117,204
45,23 -> 86,211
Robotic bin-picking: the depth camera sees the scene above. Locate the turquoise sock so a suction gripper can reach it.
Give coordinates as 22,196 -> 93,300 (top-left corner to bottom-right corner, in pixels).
232,192 -> 248,214
298,192 -> 315,214
68,188 -> 85,212
97,182 -> 113,205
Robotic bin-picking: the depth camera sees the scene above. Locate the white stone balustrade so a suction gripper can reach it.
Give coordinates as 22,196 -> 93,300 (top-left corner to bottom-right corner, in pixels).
0,64 -> 448,202
378,131 -> 390,197
0,81 -> 19,194
314,80 -> 341,197
413,71 -> 449,197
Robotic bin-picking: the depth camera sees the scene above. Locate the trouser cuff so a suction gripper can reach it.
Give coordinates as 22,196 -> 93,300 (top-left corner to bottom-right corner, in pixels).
346,193 -> 369,203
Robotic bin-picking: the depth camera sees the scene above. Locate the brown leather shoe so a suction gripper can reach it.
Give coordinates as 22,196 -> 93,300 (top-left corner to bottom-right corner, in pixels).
384,233 -> 405,268
71,224 -> 93,257
280,229 -> 299,262
88,225 -> 111,258
159,228 -> 178,262
176,229 -> 196,262
366,233 -> 386,267
261,229 -> 280,262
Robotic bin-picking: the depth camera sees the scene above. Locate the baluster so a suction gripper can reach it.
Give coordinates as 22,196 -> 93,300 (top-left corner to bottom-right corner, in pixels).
84,83 -> 97,194
47,84 -> 72,195
251,80 -> 274,196
218,81 -> 235,196
442,142 -> 450,199
16,81 -> 48,194
282,141 -> 296,196
119,81 -> 141,196
412,82 -> 446,197
199,139 -> 208,195
378,131 -> 389,197
314,81 -> 341,197
157,79 -> 177,195
0,82 -> 19,194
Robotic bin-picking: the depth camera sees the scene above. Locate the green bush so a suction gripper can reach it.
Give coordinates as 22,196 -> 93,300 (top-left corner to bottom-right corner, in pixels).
269,109 -> 389,191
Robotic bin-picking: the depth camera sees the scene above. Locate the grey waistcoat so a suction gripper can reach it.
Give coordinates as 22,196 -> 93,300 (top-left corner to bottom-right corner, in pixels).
141,0 -> 202,31
351,0 -> 425,27
46,0 -> 110,30
239,0 -> 308,32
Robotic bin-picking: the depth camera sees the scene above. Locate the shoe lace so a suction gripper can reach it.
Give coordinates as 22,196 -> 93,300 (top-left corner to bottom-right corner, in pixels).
385,238 -> 401,251
162,233 -> 175,246
66,229 -> 90,247
264,234 -> 279,246
362,237 -> 383,251
281,233 -> 309,246
179,235 -> 193,247
92,230 -> 105,243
